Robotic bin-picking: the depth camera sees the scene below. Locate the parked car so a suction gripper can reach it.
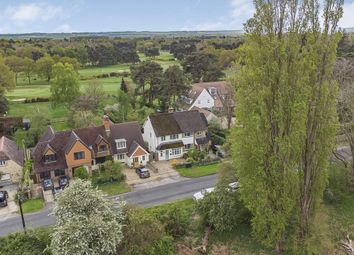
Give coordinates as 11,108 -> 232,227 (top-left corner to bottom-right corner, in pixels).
0,190 -> 9,207
59,176 -> 69,188
135,167 -> 150,179
193,187 -> 215,201
42,178 -> 54,191
193,182 -> 239,201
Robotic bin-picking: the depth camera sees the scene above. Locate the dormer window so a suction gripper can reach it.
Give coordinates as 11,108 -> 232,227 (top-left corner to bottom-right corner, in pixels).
115,139 -> 126,149
44,154 -> 56,163
208,87 -> 217,96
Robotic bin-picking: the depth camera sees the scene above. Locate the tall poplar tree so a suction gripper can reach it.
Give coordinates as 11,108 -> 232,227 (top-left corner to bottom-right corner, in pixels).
231,0 -> 343,252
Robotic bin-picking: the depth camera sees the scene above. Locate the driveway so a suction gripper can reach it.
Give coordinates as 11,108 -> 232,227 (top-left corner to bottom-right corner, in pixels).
123,161 -> 187,189
0,184 -> 19,217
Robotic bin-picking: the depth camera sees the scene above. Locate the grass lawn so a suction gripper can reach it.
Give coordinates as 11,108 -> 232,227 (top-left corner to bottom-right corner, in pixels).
96,182 -> 131,196
21,198 -> 45,214
177,163 -> 220,178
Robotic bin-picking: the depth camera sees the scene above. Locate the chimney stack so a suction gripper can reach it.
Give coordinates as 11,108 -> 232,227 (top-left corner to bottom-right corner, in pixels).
103,115 -> 111,136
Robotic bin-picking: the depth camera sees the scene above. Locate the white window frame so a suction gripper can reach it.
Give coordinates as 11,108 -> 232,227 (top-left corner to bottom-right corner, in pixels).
170,148 -> 181,155
115,139 -> 127,149
117,153 -> 125,160
184,132 -> 191,137
161,136 -> 166,141
0,160 -> 5,166
170,134 -> 178,140
142,155 -> 145,161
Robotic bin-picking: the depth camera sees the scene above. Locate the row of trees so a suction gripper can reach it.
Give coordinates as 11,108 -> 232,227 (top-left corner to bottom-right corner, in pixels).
0,55 -> 15,115
5,54 -> 79,84
231,0 -> 344,253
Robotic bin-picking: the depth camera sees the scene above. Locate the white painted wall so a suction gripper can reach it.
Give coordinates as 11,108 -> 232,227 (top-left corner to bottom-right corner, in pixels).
143,117 -> 158,152
189,89 -> 214,110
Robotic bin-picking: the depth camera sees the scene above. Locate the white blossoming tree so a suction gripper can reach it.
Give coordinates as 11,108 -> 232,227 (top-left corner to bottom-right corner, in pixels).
50,179 -> 125,255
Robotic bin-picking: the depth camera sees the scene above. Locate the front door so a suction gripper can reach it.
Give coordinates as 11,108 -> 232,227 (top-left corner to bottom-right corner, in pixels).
133,157 -> 139,167
165,150 -> 169,160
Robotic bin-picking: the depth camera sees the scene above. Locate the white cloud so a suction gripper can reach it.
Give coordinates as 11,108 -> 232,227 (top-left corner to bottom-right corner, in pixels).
230,0 -> 254,19
340,1 -> 354,28
55,24 -> 73,33
4,3 -> 63,23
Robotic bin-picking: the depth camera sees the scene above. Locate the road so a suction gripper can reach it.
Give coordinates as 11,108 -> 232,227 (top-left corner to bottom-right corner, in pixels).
0,174 -> 218,237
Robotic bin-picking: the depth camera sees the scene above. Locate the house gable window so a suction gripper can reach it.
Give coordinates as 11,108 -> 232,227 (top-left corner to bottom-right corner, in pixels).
170,134 -> 178,140
74,151 -> 85,160
161,136 -> 166,141
44,154 -> 56,163
0,160 -> 5,166
142,155 -> 145,161
196,131 -> 203,136
115,139 -> 126,149
99,144 -> 107,152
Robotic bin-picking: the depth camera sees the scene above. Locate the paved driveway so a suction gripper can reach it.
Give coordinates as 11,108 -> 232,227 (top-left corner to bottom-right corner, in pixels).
0,184 -> 18,217
123,161 -> 187,189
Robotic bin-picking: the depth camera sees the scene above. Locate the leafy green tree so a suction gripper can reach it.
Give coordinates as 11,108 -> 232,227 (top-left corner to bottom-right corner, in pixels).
58,56 -> 80,71
159,65 -> 189,110
51,179 -> 124,255
182,52 -> 223,82
21,57 -> 35,85
0,228 -> 52,255
50,63 -> 80,107
73,166 -> 89,180
231,0 -> 343,252
4,55 -> 23,85
0,56 -> 15,95
0,95 -> 9,115
120,78 -> 128,93
21,113 -> 49,147
130,61 -> 163,105
36,55 -> 55,81
118,207 -> 173,255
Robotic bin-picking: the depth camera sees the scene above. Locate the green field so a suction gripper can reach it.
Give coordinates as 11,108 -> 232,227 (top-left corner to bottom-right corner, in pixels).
5,50 -> 178,132
96,182 -> 132,196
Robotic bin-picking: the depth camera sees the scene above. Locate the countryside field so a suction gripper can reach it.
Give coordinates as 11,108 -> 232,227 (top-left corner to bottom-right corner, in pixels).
6,51 -> 178,132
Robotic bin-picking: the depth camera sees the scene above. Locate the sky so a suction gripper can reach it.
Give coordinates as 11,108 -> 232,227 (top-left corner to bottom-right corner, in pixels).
0,0 -> 353,34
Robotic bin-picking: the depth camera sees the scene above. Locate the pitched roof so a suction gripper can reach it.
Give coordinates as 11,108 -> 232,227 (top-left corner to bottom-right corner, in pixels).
32,121 -> 147,173
190,106 -> 215,119
0,136 -> 24,166
188,81 -> 234,109
156,141 -> 184,150
149,110 -> 208,137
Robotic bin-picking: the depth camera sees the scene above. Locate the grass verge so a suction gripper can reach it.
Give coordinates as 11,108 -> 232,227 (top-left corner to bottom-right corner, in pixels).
21,198 -> 45,214
96,182 -> 132,196
177,163 -> 220,178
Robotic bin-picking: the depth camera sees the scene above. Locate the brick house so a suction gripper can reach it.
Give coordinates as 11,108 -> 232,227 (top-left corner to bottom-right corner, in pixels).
31,117 -> 149,183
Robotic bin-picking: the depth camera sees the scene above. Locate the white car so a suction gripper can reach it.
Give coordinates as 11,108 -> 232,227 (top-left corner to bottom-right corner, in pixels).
193,182 -> 239,201
193,187 -> 215,201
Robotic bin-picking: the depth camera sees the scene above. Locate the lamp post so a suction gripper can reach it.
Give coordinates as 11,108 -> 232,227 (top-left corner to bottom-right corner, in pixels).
18,193 -> 26,234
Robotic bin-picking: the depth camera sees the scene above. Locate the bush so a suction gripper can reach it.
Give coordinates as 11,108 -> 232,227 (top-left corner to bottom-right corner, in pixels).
196,185 -> 251,232
152,204 -> 190,238
146,235 -> 175,255
118,207 -> 168,255
0,227 -> 52,255
324,163 -> 350,203
92,161 -> 125,185
73,167 -> 89,180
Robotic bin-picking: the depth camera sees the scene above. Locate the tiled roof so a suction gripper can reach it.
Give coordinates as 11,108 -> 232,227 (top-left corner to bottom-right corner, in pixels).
156,141 -> 184,150
188,81 -> 234,109
149,110 -> 208,137
32,120 -> 147,174
0,136 -> 24,166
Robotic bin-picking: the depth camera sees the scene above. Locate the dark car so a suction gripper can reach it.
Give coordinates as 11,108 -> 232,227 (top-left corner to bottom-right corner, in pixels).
135,167 -> 150,179
42,178 -> 54,191
59,176 -> 69,188
0,190 -> 9,207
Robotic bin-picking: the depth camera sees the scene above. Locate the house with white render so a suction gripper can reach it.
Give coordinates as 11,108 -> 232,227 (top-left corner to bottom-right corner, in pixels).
143,110 -> 209,161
